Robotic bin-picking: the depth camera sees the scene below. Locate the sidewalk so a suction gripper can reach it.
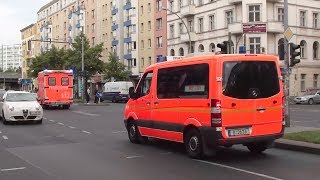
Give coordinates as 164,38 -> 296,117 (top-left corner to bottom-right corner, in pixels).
274,126 -> 320,155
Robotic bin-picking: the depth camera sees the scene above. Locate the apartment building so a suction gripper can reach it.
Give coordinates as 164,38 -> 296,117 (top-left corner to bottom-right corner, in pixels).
155,0 -> 168,60
167,0 -> 320,96
0,44 -> 22,71
97,0 -> 112,62
20,24 -> 38,79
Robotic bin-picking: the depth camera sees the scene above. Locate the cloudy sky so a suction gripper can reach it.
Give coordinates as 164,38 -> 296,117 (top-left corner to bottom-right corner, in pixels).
0,0 -> 48,45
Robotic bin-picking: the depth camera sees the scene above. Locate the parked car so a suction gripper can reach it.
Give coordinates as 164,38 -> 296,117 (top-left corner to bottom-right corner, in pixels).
102,81 -> 133,103
294,90 -> 320,105
0,91 -> 43,124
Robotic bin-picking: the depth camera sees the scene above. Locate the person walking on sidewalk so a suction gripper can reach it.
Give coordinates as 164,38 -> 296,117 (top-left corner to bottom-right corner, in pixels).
86,87 -> 90,104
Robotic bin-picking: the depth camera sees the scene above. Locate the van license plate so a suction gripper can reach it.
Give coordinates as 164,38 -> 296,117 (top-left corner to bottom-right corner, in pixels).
228,128 -> 251,137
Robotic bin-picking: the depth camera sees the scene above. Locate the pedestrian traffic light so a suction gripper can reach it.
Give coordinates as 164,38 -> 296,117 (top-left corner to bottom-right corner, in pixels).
289,43 -> 301,67
27,40 -> 32,51
217,41 -> 229,54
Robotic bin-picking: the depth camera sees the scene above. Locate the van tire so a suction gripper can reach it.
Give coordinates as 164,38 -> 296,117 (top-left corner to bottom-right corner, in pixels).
246,142 -> 267,153
127,122 -> 141,144
308,99 -> 314,105
184,128 -> 203,159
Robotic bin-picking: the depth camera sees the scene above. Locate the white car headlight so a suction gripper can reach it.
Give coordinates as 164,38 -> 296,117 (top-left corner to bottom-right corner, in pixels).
35,104 -> 41,111
8,105 -> 14,111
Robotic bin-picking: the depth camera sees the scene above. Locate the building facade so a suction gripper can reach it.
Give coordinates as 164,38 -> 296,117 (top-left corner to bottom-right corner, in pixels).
155,0 -> 168,60
167,0 -> 320,96
20,24 -> 38,79
0,44 -> 22,72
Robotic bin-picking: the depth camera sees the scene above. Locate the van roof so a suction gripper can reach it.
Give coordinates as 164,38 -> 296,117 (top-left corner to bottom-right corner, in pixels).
148,54 -> 278,70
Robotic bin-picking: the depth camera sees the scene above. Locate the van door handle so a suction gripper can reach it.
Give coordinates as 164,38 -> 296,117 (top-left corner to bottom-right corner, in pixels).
257,107 -> 266,111
154,102 -> 159,105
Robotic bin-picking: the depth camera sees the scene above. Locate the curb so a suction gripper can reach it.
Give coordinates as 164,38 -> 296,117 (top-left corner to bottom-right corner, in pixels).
274,139 -> 320,155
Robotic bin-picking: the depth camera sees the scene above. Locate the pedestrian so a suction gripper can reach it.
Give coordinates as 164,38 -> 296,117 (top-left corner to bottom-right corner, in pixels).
86,87 -> 90,104
94,85 -> 99,104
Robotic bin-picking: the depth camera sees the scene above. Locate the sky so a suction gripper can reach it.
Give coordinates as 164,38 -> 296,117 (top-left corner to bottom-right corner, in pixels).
0,0 -> 49,45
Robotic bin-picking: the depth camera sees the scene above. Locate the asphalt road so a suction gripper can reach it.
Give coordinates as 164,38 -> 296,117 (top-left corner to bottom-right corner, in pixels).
290,104 -> 320,128
0,103 -> 319,180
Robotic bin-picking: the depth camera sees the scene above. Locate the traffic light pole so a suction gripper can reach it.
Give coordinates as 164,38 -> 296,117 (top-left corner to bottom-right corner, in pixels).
81,36 -> 85,103
284,0 -> 291,127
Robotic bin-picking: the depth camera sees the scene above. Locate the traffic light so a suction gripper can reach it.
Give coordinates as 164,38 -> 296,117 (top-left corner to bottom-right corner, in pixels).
289,43 -> 301,67
27,40 -> 32,51
217,41 -> 229,54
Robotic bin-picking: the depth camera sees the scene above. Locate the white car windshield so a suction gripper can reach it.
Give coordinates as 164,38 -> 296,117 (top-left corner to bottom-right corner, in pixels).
5,93 -> 37,102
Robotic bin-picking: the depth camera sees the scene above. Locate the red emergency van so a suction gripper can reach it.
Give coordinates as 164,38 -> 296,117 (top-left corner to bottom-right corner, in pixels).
37,70 -> 73,109
124,54 -> 285,158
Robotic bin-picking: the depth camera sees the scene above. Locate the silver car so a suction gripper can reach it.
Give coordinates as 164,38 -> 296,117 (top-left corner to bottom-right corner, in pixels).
294,91 -> 320,105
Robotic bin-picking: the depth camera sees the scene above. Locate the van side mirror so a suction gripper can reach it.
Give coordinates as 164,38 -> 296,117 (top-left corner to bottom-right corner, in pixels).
129,87 -> 136,99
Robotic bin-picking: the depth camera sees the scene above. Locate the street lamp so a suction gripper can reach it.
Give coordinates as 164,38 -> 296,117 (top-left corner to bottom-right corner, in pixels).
162,7 -> 191,54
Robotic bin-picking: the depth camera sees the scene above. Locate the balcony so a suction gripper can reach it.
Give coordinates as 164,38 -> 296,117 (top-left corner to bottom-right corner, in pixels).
112,8 -> 118,15
180,5 -> 196,17
124,20 -> 132,27
228,22 -> 243,34
124,53 -> 132,60
229,0 -> 242,4
112,24 -> 119,31
180,32 -> 196,43
124,2 -> 131,10
124,37 -> 132,43
68,12 -> 72,19
68,25 -> 72,31
267,21 -> 284,33
112,40 -> 119,46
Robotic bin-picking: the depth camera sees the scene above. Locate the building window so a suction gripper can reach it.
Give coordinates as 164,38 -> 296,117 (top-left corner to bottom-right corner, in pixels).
198,0 -> 203,6
141,58 -> 144,68
209,43 -> 215,52
226,10 -> 233,25
156,0 -> 162,11
148,3 -> 151,12
140,6 -> 143,14
169,1 -> 174,11
278,8 -> 284,22
301,74 -> 306,92
314,74 -> 319,88
313,13 -> 319,28
278,38 -> 285,60
179,48 -> 184,56
188,20 -> 194,32
170,49 -> 175,56
300,11 -> 306,27
313,41 -> 319,59
248,5 -> 261,22
249,37 -> 261,54
148,57 -> 152,66
156,18 -> 162,30
148,39 -> 151,48
157,36 -> 163,48
141,23 -> 144,32
92,23 -> 95,32
178,0 -> 182,9
92,37 -> 95,45
198,18 -> 203,33
198,44 -> 204,52
170,24 -> 174,38
92,9 -> 95,18
209,15 -> 215,30
179,23 -> 183,34
148,21 -> 151,30
300,40 -> 307,58
141,40 -> 144,49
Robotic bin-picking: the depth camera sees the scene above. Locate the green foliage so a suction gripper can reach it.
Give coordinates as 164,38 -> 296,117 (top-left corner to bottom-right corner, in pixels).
104,52 -> 130,81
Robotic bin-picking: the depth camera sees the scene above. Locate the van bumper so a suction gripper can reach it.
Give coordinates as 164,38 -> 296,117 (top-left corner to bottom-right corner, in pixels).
199,126 -> 284,148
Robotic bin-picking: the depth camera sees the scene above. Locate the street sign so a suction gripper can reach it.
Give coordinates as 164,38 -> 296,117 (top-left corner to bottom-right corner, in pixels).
284,27 -> 293,41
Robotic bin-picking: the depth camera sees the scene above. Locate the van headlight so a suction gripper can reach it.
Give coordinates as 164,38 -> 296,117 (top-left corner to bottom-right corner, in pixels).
8,105 -> 14,111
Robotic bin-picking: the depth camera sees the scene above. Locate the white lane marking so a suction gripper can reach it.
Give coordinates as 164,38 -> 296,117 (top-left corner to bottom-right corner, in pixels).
49,120 -> 55,122
68,126 -> 76,129
0,131 -> 2,134
2,136 -> 8,140
72,111 -> 99,117
57,123 -> 64,126
195,160 -> 283,180
125,155 -> 144,159
1,167 -> 26,172
112,130 -> 127,134
82,130 -> 92,134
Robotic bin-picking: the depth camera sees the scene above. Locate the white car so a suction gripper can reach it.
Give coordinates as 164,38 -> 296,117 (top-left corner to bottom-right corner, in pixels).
0,91 -> 43,124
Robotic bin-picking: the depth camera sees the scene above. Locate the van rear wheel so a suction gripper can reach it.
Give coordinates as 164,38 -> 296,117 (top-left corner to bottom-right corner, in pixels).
184,128 -> 203,159
246,142 -> 268,153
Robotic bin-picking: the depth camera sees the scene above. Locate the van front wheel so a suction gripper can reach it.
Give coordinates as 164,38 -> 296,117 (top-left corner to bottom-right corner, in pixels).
246,142 -> 268,153
184,129 -> 203,159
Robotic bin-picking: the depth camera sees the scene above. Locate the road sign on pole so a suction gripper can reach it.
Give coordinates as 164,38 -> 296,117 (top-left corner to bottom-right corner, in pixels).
284,27 -> 293,42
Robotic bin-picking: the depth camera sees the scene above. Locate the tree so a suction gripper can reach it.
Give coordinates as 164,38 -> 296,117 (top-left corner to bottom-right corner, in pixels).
65,34 -> 105,80
28,46 -> 68,77
104,52 -> 130,81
